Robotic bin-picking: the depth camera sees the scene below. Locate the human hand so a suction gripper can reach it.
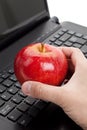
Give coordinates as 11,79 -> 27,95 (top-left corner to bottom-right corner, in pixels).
22,47 -> 87,130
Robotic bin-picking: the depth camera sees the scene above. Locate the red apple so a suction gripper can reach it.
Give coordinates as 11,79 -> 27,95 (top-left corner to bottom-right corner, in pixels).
14,43 -> 68,86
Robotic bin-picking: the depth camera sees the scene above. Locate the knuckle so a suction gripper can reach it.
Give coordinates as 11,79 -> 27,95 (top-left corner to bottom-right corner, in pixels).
73,47 -> 80,53
71,47 -> 80,52
76,48 -> 82,54
75,47 -> 80,51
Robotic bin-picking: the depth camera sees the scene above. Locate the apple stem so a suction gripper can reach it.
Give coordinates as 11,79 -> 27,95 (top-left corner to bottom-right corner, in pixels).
41,43 -> 45,52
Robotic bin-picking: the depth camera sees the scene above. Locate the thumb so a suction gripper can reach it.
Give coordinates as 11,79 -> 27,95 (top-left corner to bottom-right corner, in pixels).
22,81 -> 67,106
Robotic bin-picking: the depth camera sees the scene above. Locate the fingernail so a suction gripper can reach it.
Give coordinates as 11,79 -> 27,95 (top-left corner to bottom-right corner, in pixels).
22,82 -> 32,94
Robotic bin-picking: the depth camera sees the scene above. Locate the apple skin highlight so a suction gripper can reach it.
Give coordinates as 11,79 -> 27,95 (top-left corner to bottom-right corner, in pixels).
14,43 -> 68,86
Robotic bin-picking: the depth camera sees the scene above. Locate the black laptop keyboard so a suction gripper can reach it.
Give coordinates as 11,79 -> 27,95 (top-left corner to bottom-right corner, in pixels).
44,28 -> 87,58
0,67 -> 48,127
0,27 -> 87,127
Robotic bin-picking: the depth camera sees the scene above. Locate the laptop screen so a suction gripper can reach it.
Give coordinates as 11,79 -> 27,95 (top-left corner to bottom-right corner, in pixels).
0,0 -> 49,35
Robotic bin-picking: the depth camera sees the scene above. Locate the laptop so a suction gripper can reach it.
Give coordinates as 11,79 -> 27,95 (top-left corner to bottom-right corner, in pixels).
0,0 -> 86,129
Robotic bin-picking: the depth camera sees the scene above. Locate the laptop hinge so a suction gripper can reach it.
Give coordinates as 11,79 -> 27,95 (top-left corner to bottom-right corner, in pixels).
49,16 -> 60,24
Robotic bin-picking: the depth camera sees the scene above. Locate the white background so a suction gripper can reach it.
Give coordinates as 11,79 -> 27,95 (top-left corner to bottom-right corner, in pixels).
47,0 -> 87,27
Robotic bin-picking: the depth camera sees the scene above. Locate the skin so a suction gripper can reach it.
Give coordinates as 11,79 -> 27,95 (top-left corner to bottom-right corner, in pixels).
22,47 -> 87,130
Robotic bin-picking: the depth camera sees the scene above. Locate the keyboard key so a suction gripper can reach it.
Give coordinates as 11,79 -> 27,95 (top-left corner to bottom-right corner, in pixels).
0,73 -> 2,77
75,33 -> 83,38
12,94 -> 23,104
3,79 -> 13,88
28,106 -> 39,117
15,82 -> 21,89
8,69 -> 14,74
49,37 -> 56,42
0,99 -> 5,107
54,40 -> 62,46
58,31 -> 64,35
73,43 -> 81,48
81,45 -> 87,54
46,41 -> 52,45
69,36 -> 86,45
0,102 -> 15,116
54,34 -> 60,39
17,102 -> 30,112
18,114 -> 32,127
1,73 -> 9,79
8,86 -> 19,95
61,28 -> 68,32
8,109 -> 22,122
67,30 -> 75,35
53,43 -> 58,47
0,78 -> 3,83
0,85 -> 6,93
69,36 -> 77,43
34,100 -> 47,110
59,33 -> 71,42
64,41 -> 72,46
25,96 -> 36,105
1,92 -> 12,101
83,35 -> 87,40
9,74 -> 17,82
18,91 -> 27,98
76,38 -> 86,45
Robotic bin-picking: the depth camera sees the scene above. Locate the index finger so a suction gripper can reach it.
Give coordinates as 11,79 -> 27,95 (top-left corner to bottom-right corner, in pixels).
60,47 -> 86,66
